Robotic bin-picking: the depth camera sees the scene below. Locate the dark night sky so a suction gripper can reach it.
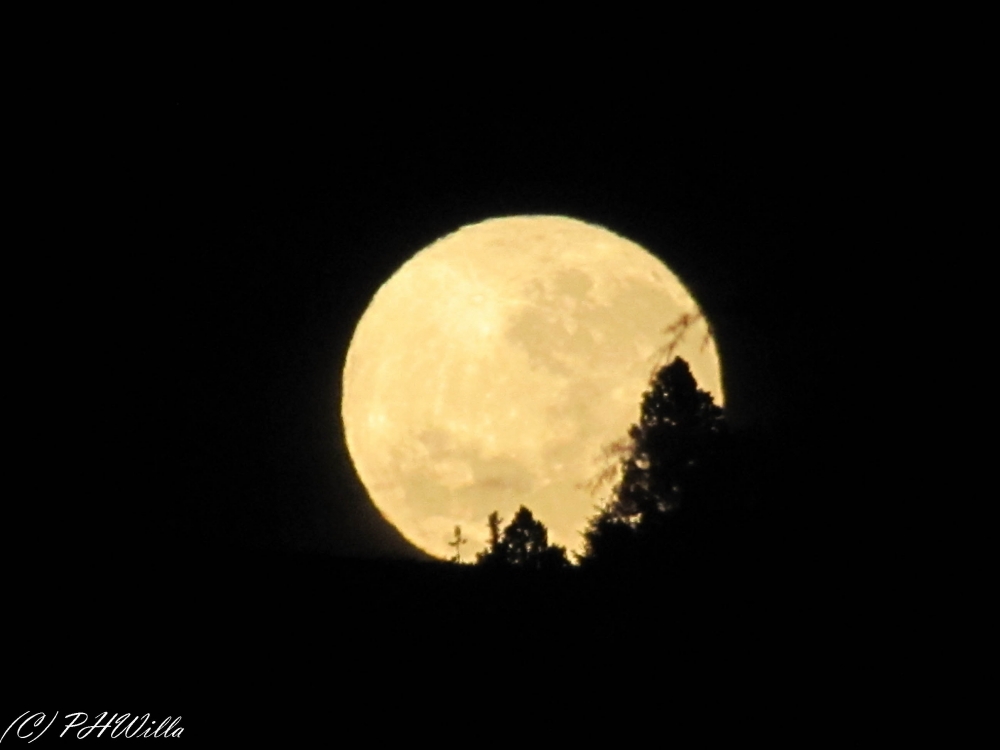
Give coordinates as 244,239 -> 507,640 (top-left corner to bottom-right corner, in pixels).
14,83 -> 872,572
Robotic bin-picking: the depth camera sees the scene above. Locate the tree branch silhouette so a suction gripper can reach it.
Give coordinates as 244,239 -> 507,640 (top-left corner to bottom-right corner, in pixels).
581,310 -> 714,499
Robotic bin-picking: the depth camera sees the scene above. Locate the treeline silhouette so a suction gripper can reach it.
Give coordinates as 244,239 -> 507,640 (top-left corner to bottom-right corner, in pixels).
466,357 -> 750,577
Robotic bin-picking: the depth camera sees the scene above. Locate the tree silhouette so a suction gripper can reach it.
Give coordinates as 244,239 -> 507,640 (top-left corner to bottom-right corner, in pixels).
476,507 -> 569,570
487,511 -> 503,551
582,357 -> 727,566
475,512 -> 505,568
503,506 -> 548,565
448,525 -> 468,563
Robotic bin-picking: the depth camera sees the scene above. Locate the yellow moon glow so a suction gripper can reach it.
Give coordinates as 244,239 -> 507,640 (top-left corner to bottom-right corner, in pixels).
342,216 -> 722,559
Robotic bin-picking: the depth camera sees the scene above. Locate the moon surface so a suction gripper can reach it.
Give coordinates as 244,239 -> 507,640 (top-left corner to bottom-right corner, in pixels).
341,216 -> 722,559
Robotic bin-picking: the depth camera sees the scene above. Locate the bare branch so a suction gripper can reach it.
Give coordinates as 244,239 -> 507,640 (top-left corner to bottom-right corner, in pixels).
648,311 -> 706,378
577,437 -> 633,496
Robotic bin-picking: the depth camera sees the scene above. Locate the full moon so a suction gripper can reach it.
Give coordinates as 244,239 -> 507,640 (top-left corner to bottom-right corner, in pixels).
342,216 -> 722,559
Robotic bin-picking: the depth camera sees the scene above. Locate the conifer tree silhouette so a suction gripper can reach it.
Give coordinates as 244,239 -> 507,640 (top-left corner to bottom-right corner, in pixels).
476,507 -> 569,570
583,357 -> 727,565
448,525 -> 468,562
